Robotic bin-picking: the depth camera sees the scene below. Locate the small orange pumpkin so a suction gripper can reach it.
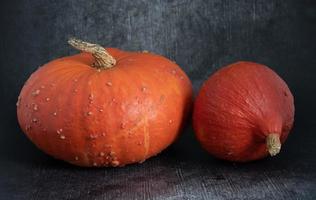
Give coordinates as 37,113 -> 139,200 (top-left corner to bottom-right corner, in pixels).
17,38 -> 193,167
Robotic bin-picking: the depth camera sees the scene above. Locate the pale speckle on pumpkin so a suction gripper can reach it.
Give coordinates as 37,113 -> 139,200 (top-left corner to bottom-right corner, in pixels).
46,97 -> 50,101
50,83 -> 56,87
33,104 -> 38,111
42,128 -> 47,132
89,134 -> 98,139
57,129 -> 63,134
75,156 -> 79,161
111,160 -> 120,167
101,132 -> 106,136
180,76 -> 184,80
73,79 -> 78,82
40,85 -> 45,89
73,89 -> 78,93
93,162 -> 97,166
32,89 -> 40,96
171,69 -> 176,74
16,96 -> 21,107
32,118 -> 38,123
87,111 -> 93,116
60,135 -> 66,140
106,81 -> 112,86
89,94 -> 94,101
100,152 -> 105,157
53,112 -> 57,116
169,119 -> 173,124
99,109 -> 103,112
120,123 -> 126,129
141,87 -> 147,92
26,125 -> 31,131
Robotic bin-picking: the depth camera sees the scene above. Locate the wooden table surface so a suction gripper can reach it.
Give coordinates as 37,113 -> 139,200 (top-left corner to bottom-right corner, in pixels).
0,0 -> 315,199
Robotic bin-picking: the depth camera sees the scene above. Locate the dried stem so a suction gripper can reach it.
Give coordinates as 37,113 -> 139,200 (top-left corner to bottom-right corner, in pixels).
266,133 -> 281,156
68,38 -> 116,69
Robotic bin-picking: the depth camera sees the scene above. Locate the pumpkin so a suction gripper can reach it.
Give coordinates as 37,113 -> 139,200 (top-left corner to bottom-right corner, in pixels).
193,61 -> 294,162
17,38 -> 193,167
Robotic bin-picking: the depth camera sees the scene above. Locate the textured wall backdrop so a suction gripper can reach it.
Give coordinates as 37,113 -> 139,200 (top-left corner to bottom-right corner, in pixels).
0,0 -> 315,199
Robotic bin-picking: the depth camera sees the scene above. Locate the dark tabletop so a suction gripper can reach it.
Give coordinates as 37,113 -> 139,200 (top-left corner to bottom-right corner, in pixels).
0,0 -> 315,199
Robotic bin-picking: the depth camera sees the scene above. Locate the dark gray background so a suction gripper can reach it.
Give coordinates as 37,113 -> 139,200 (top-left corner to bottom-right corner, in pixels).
0,0 -> 315,199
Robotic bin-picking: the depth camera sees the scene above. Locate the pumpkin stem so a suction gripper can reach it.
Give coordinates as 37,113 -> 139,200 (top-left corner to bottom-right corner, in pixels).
266,133 -> 281,156
68,38 -> 116,69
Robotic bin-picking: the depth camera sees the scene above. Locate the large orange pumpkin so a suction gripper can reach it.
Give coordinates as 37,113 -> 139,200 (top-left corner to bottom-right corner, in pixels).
17,38 -> 193,167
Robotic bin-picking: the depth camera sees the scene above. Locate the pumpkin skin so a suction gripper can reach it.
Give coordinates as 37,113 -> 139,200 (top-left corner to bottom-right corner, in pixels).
17,46 -> 192,167
193,61 -> 294,162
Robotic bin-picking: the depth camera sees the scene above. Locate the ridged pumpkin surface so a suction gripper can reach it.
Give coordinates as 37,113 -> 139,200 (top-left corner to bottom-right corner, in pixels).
193,61 -> 294,162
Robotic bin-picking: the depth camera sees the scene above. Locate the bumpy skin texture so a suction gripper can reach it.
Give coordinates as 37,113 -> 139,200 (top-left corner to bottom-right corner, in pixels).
193,61 -> 294,162
17,48 -> 193,167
